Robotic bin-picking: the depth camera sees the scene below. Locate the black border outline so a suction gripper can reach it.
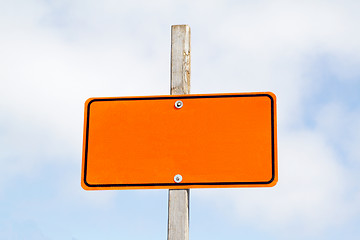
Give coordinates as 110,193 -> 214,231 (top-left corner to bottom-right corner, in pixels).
83,93 -> 276,188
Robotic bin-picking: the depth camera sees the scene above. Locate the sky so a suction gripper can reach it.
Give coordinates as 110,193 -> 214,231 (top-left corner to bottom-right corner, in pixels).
1,0 -> 360,239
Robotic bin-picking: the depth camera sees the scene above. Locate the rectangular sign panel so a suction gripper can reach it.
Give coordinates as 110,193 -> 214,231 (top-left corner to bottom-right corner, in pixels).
81,92 -> 277,190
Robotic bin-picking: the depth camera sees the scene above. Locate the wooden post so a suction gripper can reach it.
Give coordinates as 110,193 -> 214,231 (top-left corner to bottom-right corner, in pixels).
167,25 -> 191,240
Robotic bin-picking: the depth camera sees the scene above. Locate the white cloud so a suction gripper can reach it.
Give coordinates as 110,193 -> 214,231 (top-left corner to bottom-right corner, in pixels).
315,102 -> 360,165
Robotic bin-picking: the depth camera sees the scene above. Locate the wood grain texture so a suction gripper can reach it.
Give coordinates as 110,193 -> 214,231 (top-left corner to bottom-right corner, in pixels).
168,24 -> 190,240
170,25 -> 191,95
168,189 -> 190,240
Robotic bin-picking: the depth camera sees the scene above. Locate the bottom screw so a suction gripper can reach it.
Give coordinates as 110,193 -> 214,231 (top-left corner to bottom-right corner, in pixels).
174,174 -> 183,183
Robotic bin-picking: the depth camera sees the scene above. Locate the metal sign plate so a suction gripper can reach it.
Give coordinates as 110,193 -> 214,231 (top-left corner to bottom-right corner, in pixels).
81,92 -> 277,190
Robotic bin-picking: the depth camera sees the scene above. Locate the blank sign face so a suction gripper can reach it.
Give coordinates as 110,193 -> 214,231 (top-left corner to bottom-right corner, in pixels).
81,93 -> 277,190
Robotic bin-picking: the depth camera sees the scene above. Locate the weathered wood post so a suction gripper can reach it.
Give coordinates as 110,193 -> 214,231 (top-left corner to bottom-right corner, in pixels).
167,25 -> 191,240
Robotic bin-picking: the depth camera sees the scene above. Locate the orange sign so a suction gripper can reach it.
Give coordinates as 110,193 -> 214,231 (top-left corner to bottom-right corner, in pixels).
81,92 -> 277,190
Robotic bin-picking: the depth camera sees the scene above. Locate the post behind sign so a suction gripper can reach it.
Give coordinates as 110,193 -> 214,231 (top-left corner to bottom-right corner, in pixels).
167,25 -> 190,240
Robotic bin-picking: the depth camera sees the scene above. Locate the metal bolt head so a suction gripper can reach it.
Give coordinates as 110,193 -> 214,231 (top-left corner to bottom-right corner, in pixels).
175,100 -> 183,109
174,174 -> 182,183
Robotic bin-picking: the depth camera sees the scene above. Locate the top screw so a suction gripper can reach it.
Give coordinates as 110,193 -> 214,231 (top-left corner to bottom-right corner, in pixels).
175,100 -> 183,109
